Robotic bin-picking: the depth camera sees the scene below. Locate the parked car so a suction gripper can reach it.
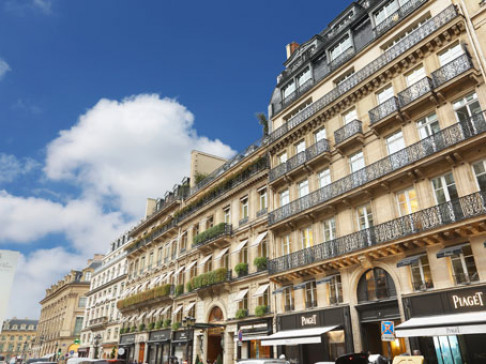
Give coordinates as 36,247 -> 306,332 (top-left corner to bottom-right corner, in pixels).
335,353 -> 369,364
237,360 -> 289,364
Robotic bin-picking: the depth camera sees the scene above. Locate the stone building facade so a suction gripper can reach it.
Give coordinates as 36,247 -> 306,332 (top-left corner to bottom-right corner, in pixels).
0,319 -> 37,361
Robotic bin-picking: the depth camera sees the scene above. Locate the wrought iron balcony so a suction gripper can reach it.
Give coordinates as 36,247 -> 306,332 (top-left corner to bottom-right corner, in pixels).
369,97 -> 400,125
398,77 -> 434,107
269,113 -> 486,226
329,47 -> 355,71
193,223 -> 232,247
269,139 -> 330,182
256,208 -> 268,217
280,78 -> 315,109
284,304 -> 295,312
432,54 -> 474,88
270,5 -> 458,142
334,119 -> 363,145
239,216 -> 249,226
375,0 -> 427,36
89,317 -> 108,329
269,191 -> 486,275
305,301 -> 318,309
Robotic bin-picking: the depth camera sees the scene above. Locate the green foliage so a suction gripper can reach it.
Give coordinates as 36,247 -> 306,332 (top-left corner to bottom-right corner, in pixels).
253,256 -> 268,271
110,347 -> 116,359
171,322 -> 181,331
163,319 -> 171,329
216,354 -> 223,364
189,267 -> 228,290
119,327 -> 125,335
139,323 -> 146,331
148,322 -> 155,330
186,281 -> 193,292
194,172 -> 208,185
130,326 -> 136,333
235,262 -> 248,276
193,223 -> 228,246
175,284 -> 184,296
236,308 -> 248,319
117,284 -> 173,309
255,305 -> 268,317
256,112 -> 269,135
155,320 -> 163,330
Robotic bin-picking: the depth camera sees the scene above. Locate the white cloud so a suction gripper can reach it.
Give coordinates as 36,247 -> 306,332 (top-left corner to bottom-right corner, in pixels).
45,94 -> 235,217
0,154 -> 40,183
0,59 -> 11,80
7,248 -> 87,319
32,0 -> 53,14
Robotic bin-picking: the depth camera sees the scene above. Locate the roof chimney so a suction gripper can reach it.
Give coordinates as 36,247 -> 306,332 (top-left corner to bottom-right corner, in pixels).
286,42 -> 300,59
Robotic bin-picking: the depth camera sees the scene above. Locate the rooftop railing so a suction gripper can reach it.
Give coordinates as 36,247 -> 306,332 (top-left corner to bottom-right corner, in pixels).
269,112 -> 486,225
269,190 -> 486,274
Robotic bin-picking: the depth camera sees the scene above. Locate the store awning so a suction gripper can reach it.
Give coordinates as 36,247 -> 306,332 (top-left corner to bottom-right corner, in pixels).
121,316 -> 130,323
186,260 -> 197,270
162,306 -> 171,315
139,312 -> 148,321
154,307 -> 164,317
234,289 -> 249,302
199,255 -> 212,266
184,302 -> 196,314
396,312 -> 486,337
233,240 -> 248,254
253,284 -> 270,297
234,333 -> 269,342
214,248 -> 229,260
146,309 -> 157,319
261,326 -> 338,346
436,243 -> 469,258
174,266 -> 185,276
250,231 -> 268,247
316,276 -> 334,285
173,305 -> 183,316
165,271 -> 174,281
129,315 -> 137,322
397,254 -> 426,268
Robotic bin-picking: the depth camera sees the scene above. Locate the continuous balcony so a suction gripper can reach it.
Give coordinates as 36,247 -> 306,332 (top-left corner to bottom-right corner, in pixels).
269,191 -> 486,275
374,0 -> 427,36
432,53 -> 474,89
334,119 -> 364,152
270,5 -> 459,143
88,317 -> 108,330
269,113 -> 486,226
193,223 -> 232,249
269,139 -> 330,182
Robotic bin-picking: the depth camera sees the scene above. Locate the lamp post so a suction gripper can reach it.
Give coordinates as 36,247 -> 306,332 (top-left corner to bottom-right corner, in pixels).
93,335 -> 102,359
181,317 -> 195,364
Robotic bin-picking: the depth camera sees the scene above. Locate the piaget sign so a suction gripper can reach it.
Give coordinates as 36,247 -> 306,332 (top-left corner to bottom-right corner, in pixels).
301,314 -> 318,327
451,291 -> 484,310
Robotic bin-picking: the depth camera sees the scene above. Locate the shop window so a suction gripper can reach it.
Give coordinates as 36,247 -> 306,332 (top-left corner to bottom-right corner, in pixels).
357,268 -> 396,302
472,159 -> 486,191
322,217 -> 336,242
449,244 -> 479,285
453,92 -> 481,123
410,255 -> 434,291
301,227 -> 313,249
304,281 -> 318,308
327,274 -> 343,304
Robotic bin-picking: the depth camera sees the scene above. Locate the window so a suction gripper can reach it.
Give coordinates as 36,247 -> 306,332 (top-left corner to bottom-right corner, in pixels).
327,274 -> 343,304
301,227 -> 313,249
278,151 -> 288,164
357,203 -> 374,230
450,244 -> 479,285
386,130 -> 406,155
396,187 -> 418,216
84,272 -> 92,281
297,67 -> 311,86
295,140 -> 306,154
223,207 -> 231,224
174,305 -> 183,323
134,260 -> 139,276
283,81 -> 296,99
140,256 -> 145,274
335,68 -> 355,86
357,268 -> 396,302
377,86 -> 394,104
205,256 -> 213,272
410,255 -> 433,290
343,108 -> 357,124
180,232 -> 187,252
405,66 -> 426,86
417,113 -> 440,139
157,247 -> 163,266
322,217 -> 336,242
148,252 -> 154,270
279,189 -> 289,206
258,285 -> 270,308
374,0 -> 407,25
298,179 -> 309,197
349,151 -> 365,172
73,317 -> 83,335
223,251 -> 230,270
282,235 -> 291,256
238,289 -> 249,311
315,127 -> 327,142
240,245 -> 248,264
284,99 -> 313,122
258,238 -> 268,258
304,281 -> 317,308
207,215 -> 214,229
240,196 -> 249,219
453,92 -> 481,123
78,297 -> 87,308
318,168 -> 331,188
193,223 -> 199,237
473,160 -> 486,191
259,188 -> 267,211
329,34 -> 352,61
432,173 -> 458,204
439,43 -> 464,66
283,287 -> 294,311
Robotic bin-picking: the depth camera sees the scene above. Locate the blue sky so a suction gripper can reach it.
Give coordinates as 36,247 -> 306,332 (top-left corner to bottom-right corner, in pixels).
0,0 -> 352,318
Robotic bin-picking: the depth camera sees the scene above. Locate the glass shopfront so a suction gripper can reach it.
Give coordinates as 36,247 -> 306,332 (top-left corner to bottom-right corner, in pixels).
146,330 -> 170,364
237,319 -> 273,360
118,334 -> 135,363
171,330 -> 193,364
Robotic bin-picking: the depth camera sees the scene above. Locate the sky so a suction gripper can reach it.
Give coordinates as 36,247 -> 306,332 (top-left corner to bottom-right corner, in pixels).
0,0 -> 353,319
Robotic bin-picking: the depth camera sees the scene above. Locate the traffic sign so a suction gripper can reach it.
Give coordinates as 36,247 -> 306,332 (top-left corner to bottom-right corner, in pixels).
381,320 -> 395,342
238,330 -> 243,342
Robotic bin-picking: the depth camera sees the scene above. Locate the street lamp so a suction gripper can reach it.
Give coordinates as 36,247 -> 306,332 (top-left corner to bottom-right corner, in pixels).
93,335 -> 102,359
181,317 -> 195,364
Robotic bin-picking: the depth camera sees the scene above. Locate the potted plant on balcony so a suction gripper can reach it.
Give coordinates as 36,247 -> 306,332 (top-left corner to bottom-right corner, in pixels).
139,323 -> 146,332
255,305 -> 268,317
163,319 -> 171,329
235,308 -> 248,319
148,322 -> 155,330
171,322 -> 181,331
175,284 -> 184,296
155,320 -> 163,330
186,281 -> 193,292
119,327 -> 125,335
130,326 -> 136,333
253,257 -> 268,271
235,262 -> 248,277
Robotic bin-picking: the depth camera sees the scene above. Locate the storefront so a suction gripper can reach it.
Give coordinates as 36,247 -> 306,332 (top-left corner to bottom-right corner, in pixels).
76,347 -> 89,358
236,318 -> 273,360
171,330 -> 193,364
397,285 -> 486,364
261,306 -> 352,363
118,334 -> 136,363
146,330 -> 170,364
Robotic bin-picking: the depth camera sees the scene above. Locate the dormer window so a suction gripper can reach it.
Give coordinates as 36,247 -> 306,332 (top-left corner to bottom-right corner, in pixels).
332,11 -> 354,32
282,81 -> 296,99
329,34 -> 352,61
297,67 -> 311,87
374,0 -> 406,26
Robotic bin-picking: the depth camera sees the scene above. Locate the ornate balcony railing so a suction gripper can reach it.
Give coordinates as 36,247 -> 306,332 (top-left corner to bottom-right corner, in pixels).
269,191 -> 486,274
329,47 -> 355,71
239,216 -> 249,226
432,53 -> 473,88
269,113 -> 486,225
256,208 -> 268,217
334,119 -> 363,145
193,223 -> 232,247
369,97 -> 400,125
375,0 -> 427,36
89,317 -> 108,328
269,139 -> 330,181
398,77 -> 434,107
270,5 -> 458,142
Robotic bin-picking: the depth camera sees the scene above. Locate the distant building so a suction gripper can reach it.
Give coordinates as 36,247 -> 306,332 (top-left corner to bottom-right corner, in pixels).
0,318 -> 37,361
33,255 -> 103,360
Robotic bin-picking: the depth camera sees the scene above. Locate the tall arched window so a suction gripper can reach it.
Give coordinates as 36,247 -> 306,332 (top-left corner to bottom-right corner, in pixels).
357,268 -> 396,302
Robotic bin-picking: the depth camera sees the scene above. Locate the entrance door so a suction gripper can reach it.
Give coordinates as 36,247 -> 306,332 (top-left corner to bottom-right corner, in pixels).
138,343 -> 145,363
207,335 -> 223,363
361,321 -> 406,359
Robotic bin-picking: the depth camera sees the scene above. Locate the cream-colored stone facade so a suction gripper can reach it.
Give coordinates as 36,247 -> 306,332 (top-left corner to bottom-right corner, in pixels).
34,256 -> 102,360
0,319 -> 37,361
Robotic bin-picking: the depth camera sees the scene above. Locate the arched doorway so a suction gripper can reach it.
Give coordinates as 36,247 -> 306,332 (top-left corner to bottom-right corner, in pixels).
356,268 -> 405,358
207,306 -> 224,364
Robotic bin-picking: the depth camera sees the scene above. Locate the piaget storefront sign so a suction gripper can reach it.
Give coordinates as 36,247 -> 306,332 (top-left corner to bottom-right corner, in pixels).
300,314 -> 319,327
450,291 -> 484,310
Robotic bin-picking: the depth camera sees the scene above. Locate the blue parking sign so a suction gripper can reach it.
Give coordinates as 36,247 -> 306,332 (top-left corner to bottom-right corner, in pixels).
381,321 -> 395,341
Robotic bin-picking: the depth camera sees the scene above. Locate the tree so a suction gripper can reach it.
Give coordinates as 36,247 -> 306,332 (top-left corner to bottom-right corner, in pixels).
256,113 -> 269,135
